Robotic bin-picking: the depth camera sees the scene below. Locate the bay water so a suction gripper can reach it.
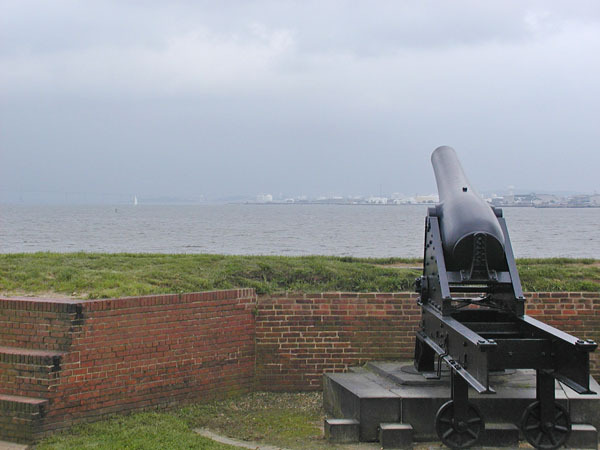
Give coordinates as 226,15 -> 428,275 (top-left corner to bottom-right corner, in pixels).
1,204 -> 598,258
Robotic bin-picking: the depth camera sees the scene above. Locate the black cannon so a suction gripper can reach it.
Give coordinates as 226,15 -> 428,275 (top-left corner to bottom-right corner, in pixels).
414,146 -> 597,449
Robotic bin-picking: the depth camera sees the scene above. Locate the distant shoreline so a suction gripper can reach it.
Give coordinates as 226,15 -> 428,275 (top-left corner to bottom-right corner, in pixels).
241,201 -> 600,209
2,201 -> 599,208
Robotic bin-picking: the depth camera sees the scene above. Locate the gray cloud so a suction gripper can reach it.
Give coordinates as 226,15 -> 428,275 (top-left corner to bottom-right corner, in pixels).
1,1 -> 600,201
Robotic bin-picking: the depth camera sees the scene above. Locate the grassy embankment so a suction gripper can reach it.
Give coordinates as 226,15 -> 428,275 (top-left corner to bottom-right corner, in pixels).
1,253 -> 599,299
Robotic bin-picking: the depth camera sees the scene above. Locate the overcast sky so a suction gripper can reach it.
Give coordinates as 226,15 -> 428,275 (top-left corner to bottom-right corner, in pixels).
1,1 -> 599,202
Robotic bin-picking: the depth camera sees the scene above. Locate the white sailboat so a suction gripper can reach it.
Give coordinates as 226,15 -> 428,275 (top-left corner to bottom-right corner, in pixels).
134,195 -> 138,206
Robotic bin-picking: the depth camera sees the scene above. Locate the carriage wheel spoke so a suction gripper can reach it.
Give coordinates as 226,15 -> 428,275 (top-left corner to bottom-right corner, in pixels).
533,431 -> 543,446
548,429 -> 557,446
442,427 -> 455,439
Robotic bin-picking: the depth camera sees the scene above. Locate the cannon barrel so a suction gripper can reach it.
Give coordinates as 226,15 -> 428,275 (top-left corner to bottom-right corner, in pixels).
431,146 -> 505,270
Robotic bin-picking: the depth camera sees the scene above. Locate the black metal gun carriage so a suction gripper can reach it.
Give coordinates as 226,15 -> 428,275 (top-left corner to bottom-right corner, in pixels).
414,146 -> 597,449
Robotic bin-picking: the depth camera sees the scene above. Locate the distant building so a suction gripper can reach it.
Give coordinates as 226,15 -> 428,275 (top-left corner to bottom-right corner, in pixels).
393,197 -> 412,204
532,194 -> 559,206
489,196 -> 504,206
367,196 -> 388,204
256,194 -> 273,203
415,194 -> 439,204
513,193 -> 536,206
568,195 -> 591,207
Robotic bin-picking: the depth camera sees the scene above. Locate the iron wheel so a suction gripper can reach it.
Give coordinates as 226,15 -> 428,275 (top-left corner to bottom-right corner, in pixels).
521,400 -> 571,449
435,400 -> 484,448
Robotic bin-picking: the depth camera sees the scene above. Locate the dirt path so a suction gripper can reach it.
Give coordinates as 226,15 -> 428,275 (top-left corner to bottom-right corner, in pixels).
195,428 -> 382,450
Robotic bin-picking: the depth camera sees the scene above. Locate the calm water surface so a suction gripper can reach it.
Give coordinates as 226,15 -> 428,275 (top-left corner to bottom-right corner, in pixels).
0,204 -> 598,258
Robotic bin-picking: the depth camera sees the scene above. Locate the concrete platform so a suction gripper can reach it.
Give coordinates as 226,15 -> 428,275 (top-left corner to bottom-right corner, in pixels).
567,424 -> 598,449
324,361 -> 600,447
379,423 -> 413,449
324,372 -> 400,441
324,418 -> 360,443
479,423 -> 519,447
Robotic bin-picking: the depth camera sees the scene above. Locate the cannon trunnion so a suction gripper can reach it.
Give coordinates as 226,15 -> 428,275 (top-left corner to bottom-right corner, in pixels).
415,146 -> 597,449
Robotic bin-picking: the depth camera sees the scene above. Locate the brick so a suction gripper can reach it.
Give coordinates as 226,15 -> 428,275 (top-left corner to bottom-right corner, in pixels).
3,290 -> 600,441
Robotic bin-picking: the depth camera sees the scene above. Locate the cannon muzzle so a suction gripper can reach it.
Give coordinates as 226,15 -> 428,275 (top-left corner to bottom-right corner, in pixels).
431,146 -> 505,271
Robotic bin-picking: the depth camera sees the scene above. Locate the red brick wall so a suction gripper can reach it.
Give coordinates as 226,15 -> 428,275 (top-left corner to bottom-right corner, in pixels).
1,289 -> 599,440
44,289 -> 256,432
255,292 -> 600,391
526,292 -> 600,378
0,298 -> 82,351
255,292 -> 421,390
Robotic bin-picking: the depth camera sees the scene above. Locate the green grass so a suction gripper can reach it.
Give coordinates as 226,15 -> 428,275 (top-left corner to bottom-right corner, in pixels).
0,253 -> 598,299
517,257 -> 600,292
35,411 -> 240,450
35,393 -> 327,450
0,253 -> 420,298
180,392 -> 326,449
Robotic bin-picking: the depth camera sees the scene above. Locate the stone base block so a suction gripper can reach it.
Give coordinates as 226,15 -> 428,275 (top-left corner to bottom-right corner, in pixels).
324,418 -> 359,443
379,423 -> 413,449
567,424 -> 597,449
479,423 -> 519,447
324,363 -> 600,445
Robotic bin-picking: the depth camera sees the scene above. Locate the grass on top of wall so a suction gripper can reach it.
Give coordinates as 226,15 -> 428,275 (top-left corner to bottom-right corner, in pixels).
0,253 -> 598,299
